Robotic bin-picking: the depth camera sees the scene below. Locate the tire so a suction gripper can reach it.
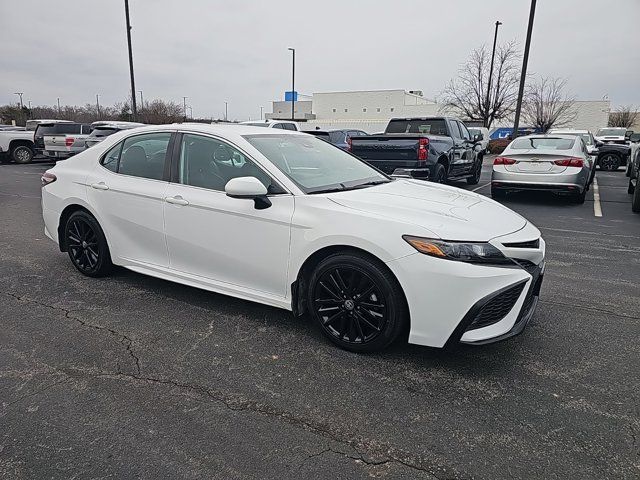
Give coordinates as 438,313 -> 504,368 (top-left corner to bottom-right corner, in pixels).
430,163 -> 447,184
307,252 -> 407,353
466,160 -> 482,185
491,186 -> 506,199
572,188 -> 587,204
11,145 -> 34,164
64,211 -> 113,277
0,153 -> 10,164
628,180 -> 635,195
633,182 -> 640,213
598,153 -> 620,171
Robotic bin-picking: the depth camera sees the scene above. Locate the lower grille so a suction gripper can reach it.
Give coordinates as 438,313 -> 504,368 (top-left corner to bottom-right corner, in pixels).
467,282 -> 526,330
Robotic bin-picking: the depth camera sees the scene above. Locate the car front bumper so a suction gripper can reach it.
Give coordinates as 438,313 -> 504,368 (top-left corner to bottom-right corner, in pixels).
492,166 -> 589,193
385,224 -> 545,348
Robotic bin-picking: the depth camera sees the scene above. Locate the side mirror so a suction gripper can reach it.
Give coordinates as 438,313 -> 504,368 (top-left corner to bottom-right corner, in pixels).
473,133 -> 484,143
225,176 -> 271,209
595,141 -> 604,148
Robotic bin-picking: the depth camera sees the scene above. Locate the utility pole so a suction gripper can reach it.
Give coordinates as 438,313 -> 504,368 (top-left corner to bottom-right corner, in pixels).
512,0 -> 537,137
57,98 -> 61,116
139,90 -> 144,109
124,0 -> 137,120
260,106 -> 264,120
183,96 -> 188,121
96,94 -> 101,117
14,92 -> 24,110
484,21 -> 502,128
288,48 -> 295,121
224,101 -> 228,121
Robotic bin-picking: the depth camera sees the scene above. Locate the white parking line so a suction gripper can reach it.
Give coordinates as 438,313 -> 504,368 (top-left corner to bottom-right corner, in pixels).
593,177 -> 602,217
472,182 -> 491,192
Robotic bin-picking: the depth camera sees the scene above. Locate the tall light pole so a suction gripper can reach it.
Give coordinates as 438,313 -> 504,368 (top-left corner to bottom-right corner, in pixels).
288,47 -> 295,121
96,94 -> 101,117
183,96 -> 188,121
484,21 -> 502,128
188,106 -> 193,119
124,0 -> 138,121
513,0 -> 537,137
260,106 -> 264,120
57,97 -> 61,116
138,90 -> 144,109
14,92 -> 24,110
224,101 -> 228,121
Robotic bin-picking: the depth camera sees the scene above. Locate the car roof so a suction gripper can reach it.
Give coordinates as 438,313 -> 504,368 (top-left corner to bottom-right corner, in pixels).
548,129 -> 590,134
124,123 -> 307,137
92,121 -> 145,128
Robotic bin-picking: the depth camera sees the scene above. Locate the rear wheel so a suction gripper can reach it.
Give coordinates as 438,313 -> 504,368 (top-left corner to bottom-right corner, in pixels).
598,153 -> 620,171
491,186 -> 506,199
64,211 -> 113,277
466,160 -> 482,185
628,180 -> 635,195
633,182 -> 640,213
307,252 -> 407,353
430,163 -> 447,183
572,188 -> 587,204
11,145 -> 34,164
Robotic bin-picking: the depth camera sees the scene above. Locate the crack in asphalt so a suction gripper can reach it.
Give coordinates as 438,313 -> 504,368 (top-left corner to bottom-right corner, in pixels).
4,292 -> 141,375
86,369 -> 458,479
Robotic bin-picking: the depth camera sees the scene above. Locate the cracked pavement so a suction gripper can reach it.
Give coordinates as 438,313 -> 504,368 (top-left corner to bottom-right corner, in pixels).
1,160 -> 639,479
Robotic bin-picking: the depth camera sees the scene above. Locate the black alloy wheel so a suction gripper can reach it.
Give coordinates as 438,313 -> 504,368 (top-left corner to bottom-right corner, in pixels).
467,160 -> 482,185
65,211 -> 112,277
430,163 -> 447,184
599,153 -> 620,171
308,253 -> 406,352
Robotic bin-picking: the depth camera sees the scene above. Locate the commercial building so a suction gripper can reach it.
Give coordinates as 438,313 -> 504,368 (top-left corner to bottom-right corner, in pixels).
266,89 -> 612,134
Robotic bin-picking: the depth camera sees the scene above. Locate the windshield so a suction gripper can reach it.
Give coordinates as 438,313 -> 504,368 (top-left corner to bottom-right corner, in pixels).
243,122 -> 270,128
386,119 -> 448,135
35,123 -> 82,137
511,137 -> 575,150
244,134 -> 389,193
88,127 -> 118,138
596,128 -> 626,136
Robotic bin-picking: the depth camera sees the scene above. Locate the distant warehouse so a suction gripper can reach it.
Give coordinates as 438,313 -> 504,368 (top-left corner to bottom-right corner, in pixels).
266,89 -> 611,134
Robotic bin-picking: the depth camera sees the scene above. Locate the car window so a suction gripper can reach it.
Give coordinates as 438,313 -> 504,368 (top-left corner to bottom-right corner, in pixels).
328,131 -> 346,144
386,119 -> 448,135
272,123 -> 285,129
101,142 -> 122,172
511,137 -> 575,150
89,127 -> 119,138
458,122 -> 471,141
118,132 -> 171,180
177,133 -> 282,193
449,120 -> 461,139
282,123 -> 297,131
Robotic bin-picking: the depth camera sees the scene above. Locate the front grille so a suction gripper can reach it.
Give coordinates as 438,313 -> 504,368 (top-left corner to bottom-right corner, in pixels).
503,239 -> 539,249
467,282 -> 526,330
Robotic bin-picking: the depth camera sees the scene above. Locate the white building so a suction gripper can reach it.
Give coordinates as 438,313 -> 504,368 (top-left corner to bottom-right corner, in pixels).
266,89 -> 611,134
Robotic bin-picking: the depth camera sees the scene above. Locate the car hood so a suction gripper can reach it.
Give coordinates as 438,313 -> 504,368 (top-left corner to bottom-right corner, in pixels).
326,179 -> 528,241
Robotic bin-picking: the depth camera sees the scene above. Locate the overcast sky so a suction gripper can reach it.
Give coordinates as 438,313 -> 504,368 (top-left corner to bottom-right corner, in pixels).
1,0 -> 639,120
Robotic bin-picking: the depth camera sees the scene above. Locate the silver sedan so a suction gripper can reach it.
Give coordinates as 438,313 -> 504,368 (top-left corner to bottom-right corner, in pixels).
491,134 -> 592,203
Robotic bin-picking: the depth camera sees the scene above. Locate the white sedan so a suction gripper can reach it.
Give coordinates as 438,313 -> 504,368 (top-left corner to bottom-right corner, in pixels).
41,124 -> 545,352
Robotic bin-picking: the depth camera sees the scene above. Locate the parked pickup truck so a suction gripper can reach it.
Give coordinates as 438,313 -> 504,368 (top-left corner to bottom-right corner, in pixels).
0,129 -> 35,163
349,117 -> 484,184
43,123 -> 93,160
34,122 -> 90,157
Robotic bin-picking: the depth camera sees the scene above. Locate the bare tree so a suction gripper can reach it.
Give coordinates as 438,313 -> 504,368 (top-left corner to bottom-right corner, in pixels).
440,42 -> 521,128
608,105 -> 638,128
140,99 -> 184,124
521,77 -> 577,132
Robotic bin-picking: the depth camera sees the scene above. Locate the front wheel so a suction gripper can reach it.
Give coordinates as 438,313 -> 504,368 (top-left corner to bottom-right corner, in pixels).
64,211 -> 113,277
11,145 -> 34,164
307,252 -> 407,353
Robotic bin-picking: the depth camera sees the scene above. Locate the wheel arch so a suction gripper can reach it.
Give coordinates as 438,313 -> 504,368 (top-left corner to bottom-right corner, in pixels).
290,245 -> 409,327
438,155 -> 450,173
8,139 -> 35,151
57,202 -> 113,255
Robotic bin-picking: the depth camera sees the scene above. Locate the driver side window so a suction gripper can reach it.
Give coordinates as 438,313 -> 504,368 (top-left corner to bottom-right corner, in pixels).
177,134 -> 282,193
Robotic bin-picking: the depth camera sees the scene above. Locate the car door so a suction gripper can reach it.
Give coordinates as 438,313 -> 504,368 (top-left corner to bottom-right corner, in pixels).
448,120 -> 466,176
457,122 -> 476,174
85,131 -> 174,267
163,132 -> 294,298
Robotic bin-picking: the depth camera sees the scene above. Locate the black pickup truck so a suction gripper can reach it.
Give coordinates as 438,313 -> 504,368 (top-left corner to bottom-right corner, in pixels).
349,117 -> 484,184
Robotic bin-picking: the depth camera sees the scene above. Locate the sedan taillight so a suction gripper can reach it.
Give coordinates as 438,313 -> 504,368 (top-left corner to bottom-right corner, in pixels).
41,172 -> 57,187
554,157 -> 584,167
494,156 -> 516,165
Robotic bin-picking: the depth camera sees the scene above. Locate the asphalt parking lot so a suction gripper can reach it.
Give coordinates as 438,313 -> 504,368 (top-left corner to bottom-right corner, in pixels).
1,157 -> 639,479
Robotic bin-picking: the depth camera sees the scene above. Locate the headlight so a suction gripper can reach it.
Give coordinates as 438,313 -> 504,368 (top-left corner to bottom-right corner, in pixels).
402,235 -> 512,265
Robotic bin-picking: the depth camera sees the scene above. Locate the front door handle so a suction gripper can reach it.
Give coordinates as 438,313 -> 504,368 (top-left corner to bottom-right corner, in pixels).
90,182 -> 109,191
165,195 -> 189,206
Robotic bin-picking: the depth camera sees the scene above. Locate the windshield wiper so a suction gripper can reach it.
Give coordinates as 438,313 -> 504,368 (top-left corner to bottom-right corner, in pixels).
308,180 -> 391,194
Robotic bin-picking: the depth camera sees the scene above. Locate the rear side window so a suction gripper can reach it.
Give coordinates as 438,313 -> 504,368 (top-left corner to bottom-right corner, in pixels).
100,133 -> 171,180
281,123 -> 297,131
272,123 -> 285,129
386,119 -> 448,135
511,137 -> 575,150
90,127 -> 118,138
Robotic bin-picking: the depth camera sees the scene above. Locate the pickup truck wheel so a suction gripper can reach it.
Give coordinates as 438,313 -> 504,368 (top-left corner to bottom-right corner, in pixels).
11,145 -> 34,164
598,153 -> 620,171
466,161 -> 482,185
628,180 -> 635,195
430,163 -> 447,183
632,182 -> 640,213
0,153 -> 10,164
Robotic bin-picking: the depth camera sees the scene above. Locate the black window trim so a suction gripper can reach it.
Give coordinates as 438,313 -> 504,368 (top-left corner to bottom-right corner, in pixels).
97,131 -> 176,182
170,130 -> 292,196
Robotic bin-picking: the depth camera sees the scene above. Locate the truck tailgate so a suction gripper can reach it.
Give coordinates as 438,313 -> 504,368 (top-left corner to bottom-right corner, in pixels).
351,136 -> 420,162
44,135 -> 88,152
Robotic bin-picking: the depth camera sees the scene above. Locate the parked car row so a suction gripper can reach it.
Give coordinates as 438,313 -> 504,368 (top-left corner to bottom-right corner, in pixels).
0,120 -> 144,163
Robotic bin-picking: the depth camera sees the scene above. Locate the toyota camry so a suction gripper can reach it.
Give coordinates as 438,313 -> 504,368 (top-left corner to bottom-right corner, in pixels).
41,124 -> 545,352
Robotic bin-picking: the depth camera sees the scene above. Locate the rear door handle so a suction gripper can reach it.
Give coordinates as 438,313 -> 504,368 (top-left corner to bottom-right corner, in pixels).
165,195 -> 189,206
90,182 -> 109,191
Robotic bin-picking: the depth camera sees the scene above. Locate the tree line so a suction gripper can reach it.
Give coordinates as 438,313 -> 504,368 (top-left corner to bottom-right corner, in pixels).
441,42 -> 637,131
